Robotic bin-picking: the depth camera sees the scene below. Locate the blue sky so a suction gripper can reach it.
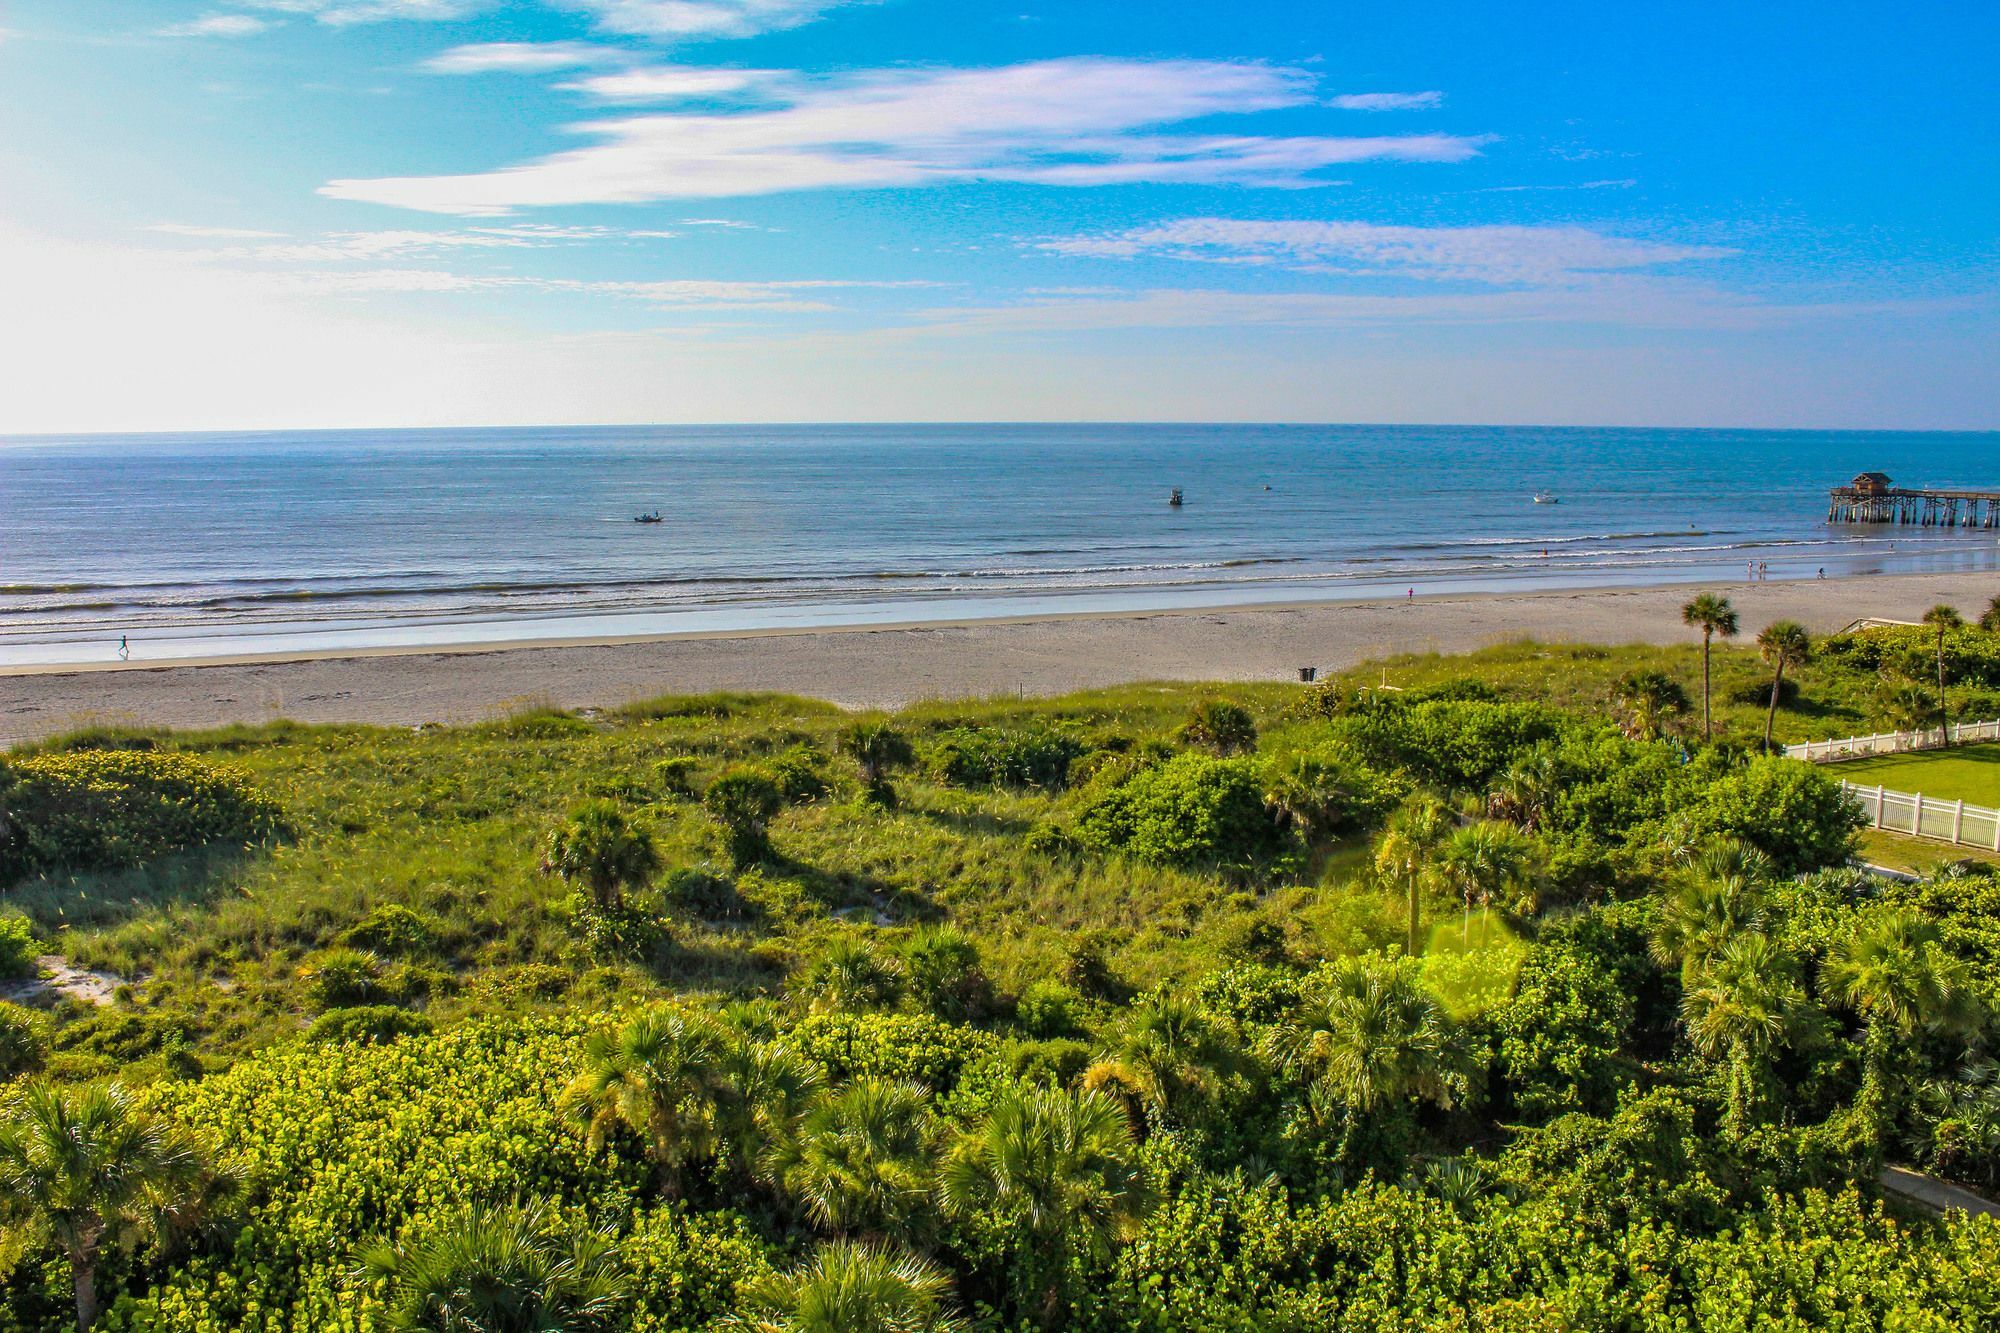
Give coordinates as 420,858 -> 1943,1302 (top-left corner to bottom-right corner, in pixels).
1,0 -> 1995,431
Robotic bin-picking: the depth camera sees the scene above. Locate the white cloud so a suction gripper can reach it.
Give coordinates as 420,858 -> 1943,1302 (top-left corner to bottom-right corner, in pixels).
167,224 -> 640,261
561,65 -> 782,100
236,0 -> 485,25
424,42 -> 621,74
322,59 -> 1486,213
157,14 -> 273,37
1038,219 -> 1734,284
145,222 -> 289,239
560,0 -> 864,39
1328,91 -> 1444,111
264,266 -> 920,311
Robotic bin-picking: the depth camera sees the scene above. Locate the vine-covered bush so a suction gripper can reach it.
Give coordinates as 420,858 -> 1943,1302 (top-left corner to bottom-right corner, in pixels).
0,750 -> 283,883
1074,754 -> 1285,869
922,727 -> 1086,789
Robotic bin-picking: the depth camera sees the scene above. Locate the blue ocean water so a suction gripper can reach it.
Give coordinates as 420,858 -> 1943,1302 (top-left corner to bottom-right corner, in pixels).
2,423 -> 1997,665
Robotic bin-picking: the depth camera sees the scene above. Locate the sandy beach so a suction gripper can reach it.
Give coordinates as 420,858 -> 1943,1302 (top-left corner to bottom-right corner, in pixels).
0,571 -> 1992,745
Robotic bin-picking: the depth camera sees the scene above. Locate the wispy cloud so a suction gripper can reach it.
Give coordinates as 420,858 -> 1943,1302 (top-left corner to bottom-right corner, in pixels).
424,42 -> 622,74
157,14 -> 273,37
156,223 -> 659,261
561,65 -> 783,100
1327,91 -> 1443,111
322,58 -> 1487,213
146,222 -> 290,239
560,0 -> 869,39
266,267 -> 925,311
1038,218 -> 1733,284
235,0 -> 484,25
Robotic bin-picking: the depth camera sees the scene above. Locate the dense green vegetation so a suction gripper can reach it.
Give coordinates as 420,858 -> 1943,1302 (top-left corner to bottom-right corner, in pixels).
5,607 -> 2000,1329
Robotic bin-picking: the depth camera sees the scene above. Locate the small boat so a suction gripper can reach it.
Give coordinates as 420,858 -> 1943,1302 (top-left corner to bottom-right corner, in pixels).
1168,488 -> 1184,507
1532,492 -> 1559,505
633,511 -> 663,524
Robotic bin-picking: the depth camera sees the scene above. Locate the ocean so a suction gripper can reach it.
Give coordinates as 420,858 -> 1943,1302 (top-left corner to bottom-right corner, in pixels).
2,423 -> 1997,666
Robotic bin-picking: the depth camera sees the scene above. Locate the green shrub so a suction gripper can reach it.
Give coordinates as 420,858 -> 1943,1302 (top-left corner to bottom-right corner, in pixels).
0,749 -> 283,882
338,903 -> 443,957
1014,981 -> 1084,1038
922,726 -> 1085,789
652,755 -> 701,797
899,925 -> 994,1021
298,948 -> 391,1012
0,913 -> 37,978
0,1000 -> 50,1080
784,1010 -> 995,1088
1179,699 -> 1258,755
1262,742 -> 1408,840
544,799 -> 660,910
759,744 -> 832,804
1678,758 -> 1864,874
305,1005 -> 435,1045
704,767 -> 785,868
1075,753 -> 1285,870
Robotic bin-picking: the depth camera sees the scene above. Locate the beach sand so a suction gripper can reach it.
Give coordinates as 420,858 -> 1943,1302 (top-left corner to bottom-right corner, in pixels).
1,571 -> 1993,744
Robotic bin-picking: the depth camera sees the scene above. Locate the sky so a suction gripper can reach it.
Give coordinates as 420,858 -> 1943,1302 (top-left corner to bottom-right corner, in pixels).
0,1 -> 1995,432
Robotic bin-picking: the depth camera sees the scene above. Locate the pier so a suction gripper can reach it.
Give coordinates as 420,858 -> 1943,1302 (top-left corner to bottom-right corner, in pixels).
1827,472 -> 2000,528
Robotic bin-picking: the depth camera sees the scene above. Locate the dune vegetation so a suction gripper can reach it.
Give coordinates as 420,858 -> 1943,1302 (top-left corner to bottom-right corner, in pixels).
4,609 -> 2000,1330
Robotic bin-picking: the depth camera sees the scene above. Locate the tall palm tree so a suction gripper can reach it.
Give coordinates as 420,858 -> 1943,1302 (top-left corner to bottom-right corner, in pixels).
1823,909 -> 1982,1132
733,1240 -> 966,1333
1650,865 -> 1767,981
357,1199 -> 628,1333
1754,621 -> 1811,752
1921,604 -> 1963,744
1679,932 -> 1813,1138
1434,820 -> 1535,945
559,1006 -> 738,1197
1080,992 -> 1240,1132
1373,794 -> 1453,957
936,1086 -> 1153,1328
0,1080 -> 205,1332
1261,959 -> 1467,1135
762,1079 -> 933,1242
1681,593 -> 1739,741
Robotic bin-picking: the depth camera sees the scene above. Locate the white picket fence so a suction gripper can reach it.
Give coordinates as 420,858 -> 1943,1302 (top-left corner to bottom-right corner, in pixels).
1786,719 -> 2000,762
1840,780 -> 2000,851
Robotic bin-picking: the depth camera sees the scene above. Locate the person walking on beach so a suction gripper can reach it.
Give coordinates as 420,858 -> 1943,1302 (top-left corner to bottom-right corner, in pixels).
1406,587 -> 1414,605
117,635 -> 129,661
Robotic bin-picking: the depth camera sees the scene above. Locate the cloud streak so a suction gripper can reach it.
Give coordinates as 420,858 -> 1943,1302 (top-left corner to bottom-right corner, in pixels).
1038,218 -> 1734,284
559,0 -> 868,39
1327,91 -> 1443,111
322,59 -> 1486,213
424,42 -> 623,73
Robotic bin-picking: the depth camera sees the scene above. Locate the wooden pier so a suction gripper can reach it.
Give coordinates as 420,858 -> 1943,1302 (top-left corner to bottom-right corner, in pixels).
1827,472 -> 2000,528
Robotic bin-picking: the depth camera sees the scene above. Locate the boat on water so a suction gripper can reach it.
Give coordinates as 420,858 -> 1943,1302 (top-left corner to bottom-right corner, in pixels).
634,511 -> 663,524
1532,492 -> 1559,505
1168,488 -> 1184,507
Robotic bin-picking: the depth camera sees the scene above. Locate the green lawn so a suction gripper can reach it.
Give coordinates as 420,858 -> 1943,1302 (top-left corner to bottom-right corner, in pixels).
1826,744 -> 2000,807
1855,827 -> 2000,875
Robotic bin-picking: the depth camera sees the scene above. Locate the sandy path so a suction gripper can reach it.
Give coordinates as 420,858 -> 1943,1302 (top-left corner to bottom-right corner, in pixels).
1,571 -> 1992,744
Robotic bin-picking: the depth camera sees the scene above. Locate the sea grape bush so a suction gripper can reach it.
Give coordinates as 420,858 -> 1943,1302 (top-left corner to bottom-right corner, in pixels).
0,750 -> 282,883
1074,753 -> 1285,870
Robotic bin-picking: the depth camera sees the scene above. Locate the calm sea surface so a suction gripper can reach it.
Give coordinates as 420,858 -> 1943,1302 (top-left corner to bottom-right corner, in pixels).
2,424 -> 1997,665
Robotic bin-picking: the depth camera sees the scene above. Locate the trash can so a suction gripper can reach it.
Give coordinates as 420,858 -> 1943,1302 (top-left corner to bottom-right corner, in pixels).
1297,666 -> 1318,683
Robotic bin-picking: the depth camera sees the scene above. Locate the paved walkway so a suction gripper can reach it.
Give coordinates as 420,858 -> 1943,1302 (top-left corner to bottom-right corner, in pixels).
1879,1165 -> 2000,1217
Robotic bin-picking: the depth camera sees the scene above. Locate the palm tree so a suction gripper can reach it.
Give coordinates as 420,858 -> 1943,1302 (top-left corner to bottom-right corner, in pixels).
1980,594 -> 2000,634
1650,864 -> 1768,981
559,1006 -> 738,1197
841,723 -> 915,806
1373,794 -> 1453,957
1681,593 -> 1739,741
1610,669 -> 1691,741
937,1086 -> 1153,1328
762,1079 -> 933,1242
733,1240 -> 966,1333
544,800 -> 658,912
1754,621 -> 1811,752
798,937 -> 904,1014
718,1040 -> 825,1183
1679,932 -> 1813,1138
1080,992 -> 1240,1131
357,1199 -> 628,1332
1434,820 -> 1535,945
0,1080 -> 205,1332
1921,604 -> 1963,744
1823,909 -> 1982,1132
1261,958 -> 1467,1137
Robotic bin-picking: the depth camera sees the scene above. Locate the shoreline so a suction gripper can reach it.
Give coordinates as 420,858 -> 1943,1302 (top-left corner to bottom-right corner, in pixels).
0,570 -> 1992,744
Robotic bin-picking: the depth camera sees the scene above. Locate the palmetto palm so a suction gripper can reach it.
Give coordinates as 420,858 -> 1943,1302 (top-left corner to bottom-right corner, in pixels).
559,1006 -> 738,1197
357,1199 -> 628,1332
1373,794 -> 1453,957
732,1240 -> 966,1333
1823,909 -> 1982,1128
1434,820 -> 1534,945
1679,931 -> 1813,1138
762,1079 -> 933,1241
1081,992 -> 1240,1130
1261,958 -> 1467,1126
800,937 -> 904,1014
1921,604 -> 1963,743
936,1086 -> 1152,1327
0,1080 -> 205,1332
1754,621 -> 1811,752
1650,865 -> 1767,981
1681,593 -> 1739,740
719,1040 -> 825,1180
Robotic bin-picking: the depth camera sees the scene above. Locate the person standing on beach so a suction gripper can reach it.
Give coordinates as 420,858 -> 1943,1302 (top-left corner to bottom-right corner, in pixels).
118,635 -> 129,661
1407,587 -> 1414,604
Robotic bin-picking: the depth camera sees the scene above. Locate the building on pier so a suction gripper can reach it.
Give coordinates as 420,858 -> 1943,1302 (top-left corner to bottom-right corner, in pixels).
1828,472 -> 2000,528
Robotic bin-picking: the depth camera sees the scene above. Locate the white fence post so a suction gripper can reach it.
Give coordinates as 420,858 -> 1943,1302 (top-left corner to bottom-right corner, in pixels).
1839,781 -> 2000,851
1787,718 -> 2000,763
1953,799 -> 1966,842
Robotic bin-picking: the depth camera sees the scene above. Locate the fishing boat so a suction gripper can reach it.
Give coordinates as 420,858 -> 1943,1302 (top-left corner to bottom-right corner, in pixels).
1168,488 -> 1184,507
1532,492 -> 1559,505
634,511 -> 663,524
